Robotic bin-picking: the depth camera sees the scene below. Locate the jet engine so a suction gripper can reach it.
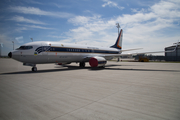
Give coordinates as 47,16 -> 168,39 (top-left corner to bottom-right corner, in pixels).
89,57 -> 107,67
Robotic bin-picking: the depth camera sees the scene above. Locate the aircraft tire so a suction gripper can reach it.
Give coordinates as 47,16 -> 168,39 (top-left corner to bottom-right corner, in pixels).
79,62 -> 85,67
32,67 -> 37,72
100,66 -> 105,68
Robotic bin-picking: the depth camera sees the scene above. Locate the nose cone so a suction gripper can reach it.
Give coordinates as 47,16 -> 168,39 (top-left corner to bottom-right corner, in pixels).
8,52 -> 12,58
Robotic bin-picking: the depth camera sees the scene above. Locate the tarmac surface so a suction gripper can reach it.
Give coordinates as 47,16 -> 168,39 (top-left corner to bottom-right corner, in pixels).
0,58 -> 180,120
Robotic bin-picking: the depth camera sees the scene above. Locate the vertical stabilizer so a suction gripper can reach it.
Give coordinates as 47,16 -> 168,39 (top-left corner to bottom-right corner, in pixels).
111,29 -> 123,49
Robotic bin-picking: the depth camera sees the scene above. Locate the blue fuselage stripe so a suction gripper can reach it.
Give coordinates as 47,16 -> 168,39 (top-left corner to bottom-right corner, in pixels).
35,46 -> 119,54
49,47 -> 119,54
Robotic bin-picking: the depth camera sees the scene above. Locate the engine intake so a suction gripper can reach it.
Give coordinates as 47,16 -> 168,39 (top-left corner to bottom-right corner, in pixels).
8,52 -> 12,58
89,57 -> 107,67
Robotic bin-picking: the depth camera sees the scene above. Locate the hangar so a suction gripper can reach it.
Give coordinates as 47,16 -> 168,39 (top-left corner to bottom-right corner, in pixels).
165,42 -> 180,61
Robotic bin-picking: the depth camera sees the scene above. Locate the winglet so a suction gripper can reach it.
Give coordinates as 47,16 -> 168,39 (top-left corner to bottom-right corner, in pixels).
111,29 -> 123,49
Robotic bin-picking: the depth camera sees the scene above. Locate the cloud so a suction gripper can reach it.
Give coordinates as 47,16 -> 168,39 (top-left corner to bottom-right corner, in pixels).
14,27 -> 29,32
53,3 -> 69,8
68,15 -> 101,26
0,34 -> 21,55
47,35 -> 68,39
8,16 -> 46,25
13,24 -> 54,32
64,0 -> 180,54
64,15 -> 116,46
15,36 -> 24,43
17,24 -> 54,30
131,8 -> 146,13
25,0 -> 44,5
8,6 -> 74,18
150,1 -> 180,18
113,0 -> 180,48
102,0 -> 124,10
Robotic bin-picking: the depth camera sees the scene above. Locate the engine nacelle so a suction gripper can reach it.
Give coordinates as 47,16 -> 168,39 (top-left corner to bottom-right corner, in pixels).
89,57 -> 107,67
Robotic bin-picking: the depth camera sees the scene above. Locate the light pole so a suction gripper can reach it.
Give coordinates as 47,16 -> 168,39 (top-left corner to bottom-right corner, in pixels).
116,23 -> 120,62
116,23 -> 120,35
12,41 -> 14,50
30,38 -> 33,42
0,43 -> 2,57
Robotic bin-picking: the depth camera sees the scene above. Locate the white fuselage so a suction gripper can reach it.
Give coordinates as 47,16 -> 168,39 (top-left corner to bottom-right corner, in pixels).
11,41 -> 121,64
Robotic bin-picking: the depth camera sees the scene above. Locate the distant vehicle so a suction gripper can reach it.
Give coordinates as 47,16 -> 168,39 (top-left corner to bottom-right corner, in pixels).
8,29 -> 178,71
138,56 -> 149,62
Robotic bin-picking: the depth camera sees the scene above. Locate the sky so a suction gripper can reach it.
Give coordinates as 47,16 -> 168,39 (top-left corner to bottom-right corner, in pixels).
0,0 -> 180,56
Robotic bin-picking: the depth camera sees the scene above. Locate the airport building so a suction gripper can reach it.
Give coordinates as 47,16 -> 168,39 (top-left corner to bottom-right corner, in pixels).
165,42 -> 180,61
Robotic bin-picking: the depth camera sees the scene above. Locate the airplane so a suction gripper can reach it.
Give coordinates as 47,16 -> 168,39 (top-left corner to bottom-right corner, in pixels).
8,29 -> 178,72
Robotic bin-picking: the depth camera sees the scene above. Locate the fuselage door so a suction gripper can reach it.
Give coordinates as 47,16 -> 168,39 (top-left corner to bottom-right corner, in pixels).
41,43 -> 48,63
42,44 -> 48,55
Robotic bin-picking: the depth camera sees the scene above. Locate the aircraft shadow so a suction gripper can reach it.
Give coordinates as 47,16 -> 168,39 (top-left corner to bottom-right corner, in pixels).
103,67 -> 180,72
1,66 -> 79,75
1,64 -> 180,75
0,64 -> 119,75
60,64 -> 180,72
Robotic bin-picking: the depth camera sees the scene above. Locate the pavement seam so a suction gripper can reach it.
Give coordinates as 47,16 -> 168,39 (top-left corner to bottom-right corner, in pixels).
97,102 -> 169,120
50,85 -> 132,120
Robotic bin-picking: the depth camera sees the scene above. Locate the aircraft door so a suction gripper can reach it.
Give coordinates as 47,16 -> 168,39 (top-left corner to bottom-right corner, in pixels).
42,44 -> 48,55
91,48 -> 94,53
41,43 -> 48,62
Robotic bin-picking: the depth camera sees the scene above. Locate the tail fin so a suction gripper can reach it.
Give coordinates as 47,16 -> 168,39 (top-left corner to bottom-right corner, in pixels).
111,29 -> 123,49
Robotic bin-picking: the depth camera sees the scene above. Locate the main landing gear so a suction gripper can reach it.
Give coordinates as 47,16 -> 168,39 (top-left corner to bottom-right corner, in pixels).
32,66 -> 37,72
79,62 -> 85,67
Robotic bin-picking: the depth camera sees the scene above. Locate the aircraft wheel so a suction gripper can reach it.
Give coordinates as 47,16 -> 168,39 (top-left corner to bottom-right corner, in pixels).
100,66 -> 105,68
32,67 -> 37,72
79,62 -> 85,67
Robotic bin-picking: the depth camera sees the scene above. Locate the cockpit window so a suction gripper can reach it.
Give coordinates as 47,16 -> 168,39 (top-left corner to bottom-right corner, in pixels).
16,46 -> 33,50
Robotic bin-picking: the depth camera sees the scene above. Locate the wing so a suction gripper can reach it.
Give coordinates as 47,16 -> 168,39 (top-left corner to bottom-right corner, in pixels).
81,42 -> 179,61
100,42 -> 179,58
121,48 -> 143,52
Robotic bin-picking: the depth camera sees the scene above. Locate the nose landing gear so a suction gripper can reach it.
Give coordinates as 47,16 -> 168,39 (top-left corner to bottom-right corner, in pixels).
23,63 -> 37,72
